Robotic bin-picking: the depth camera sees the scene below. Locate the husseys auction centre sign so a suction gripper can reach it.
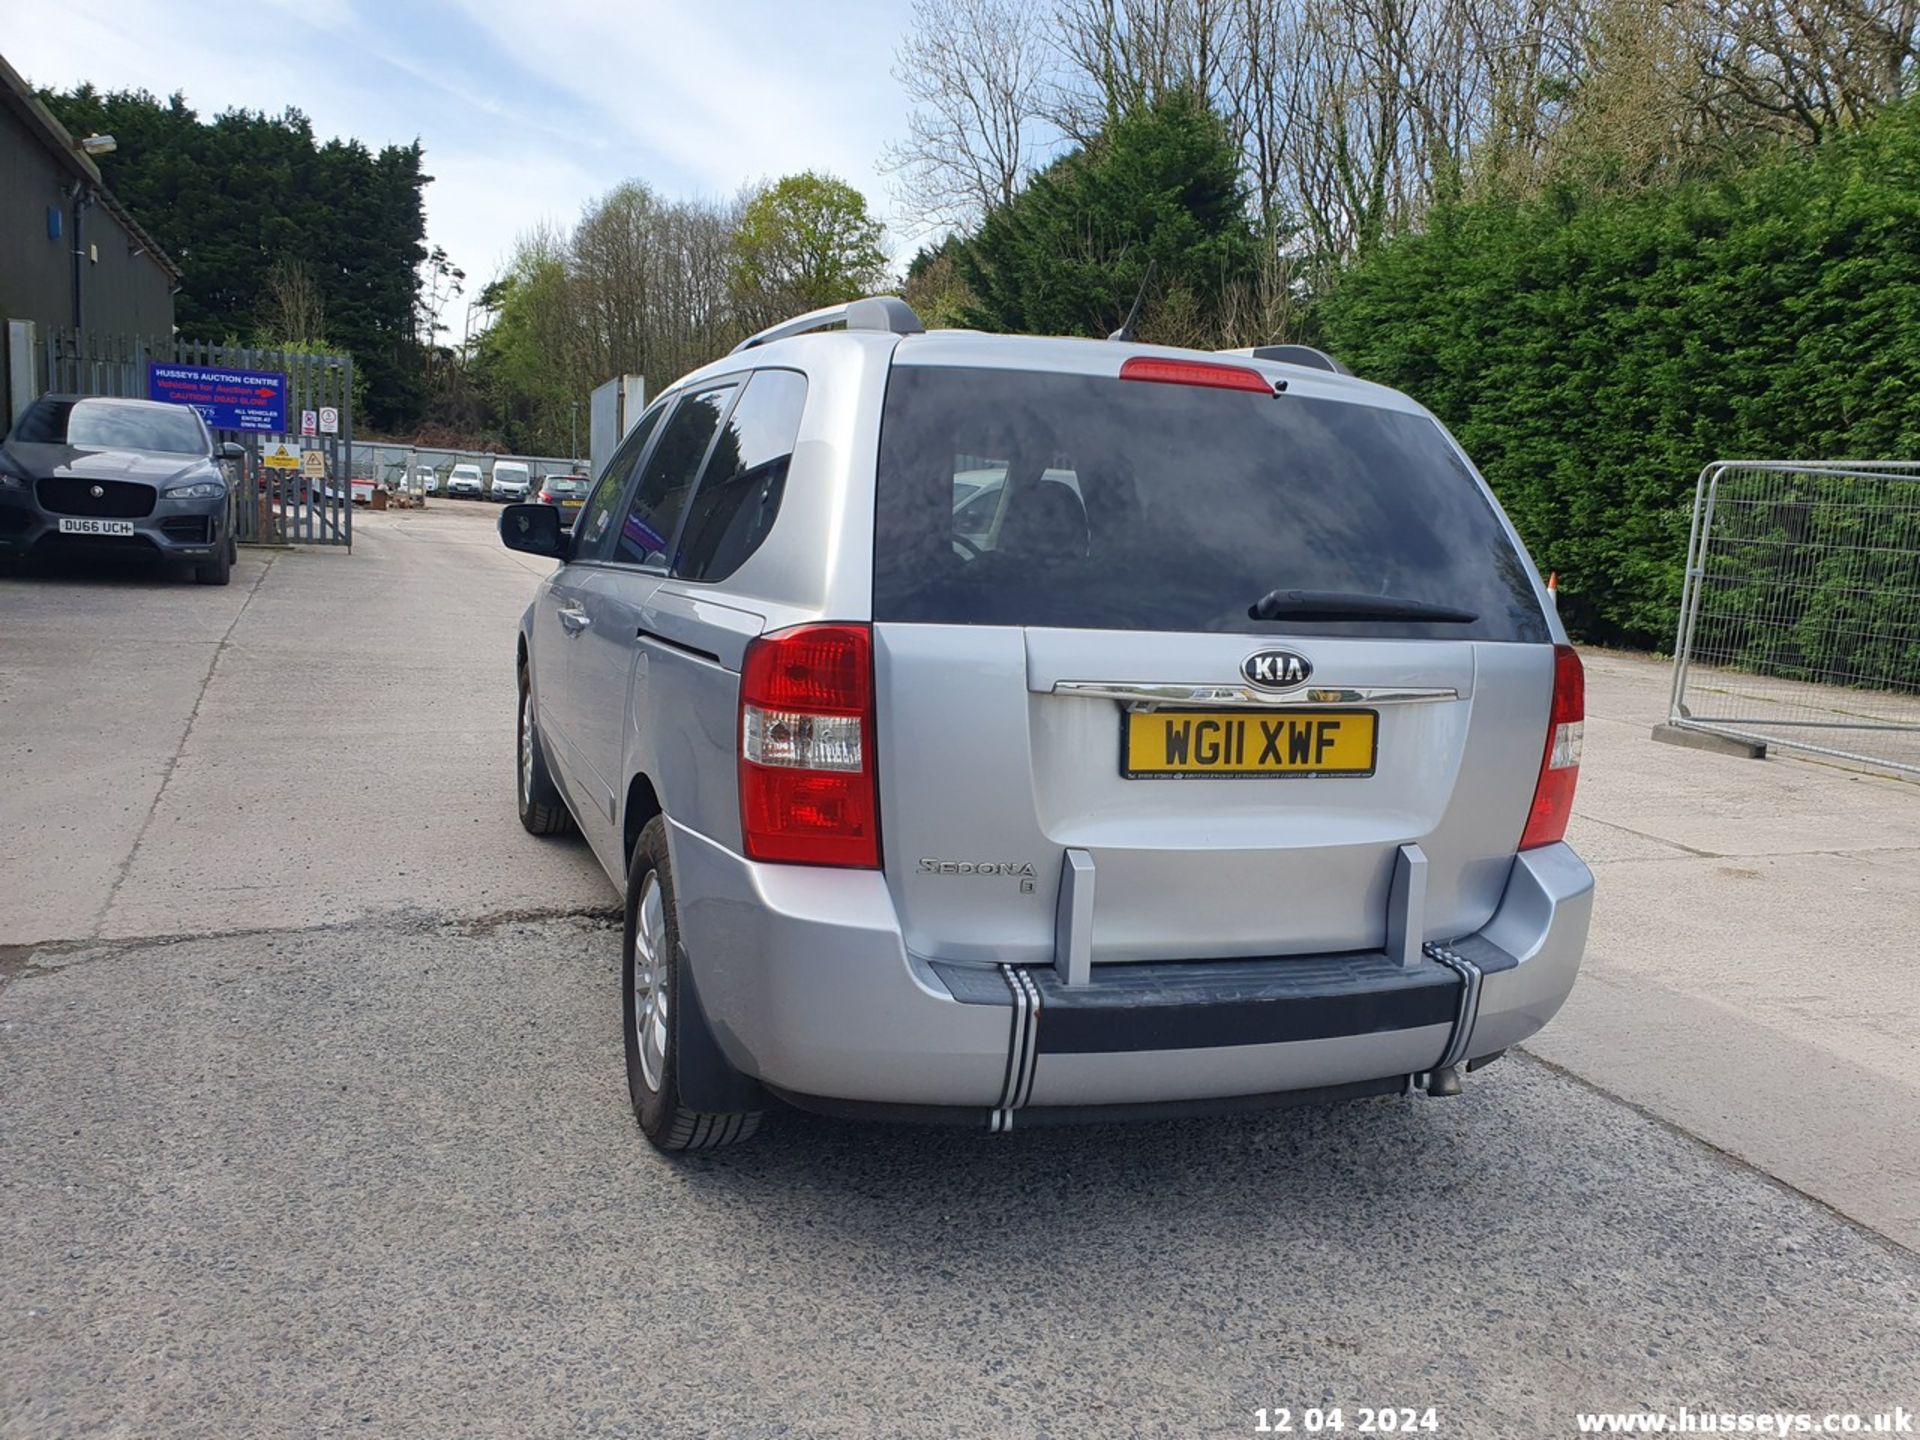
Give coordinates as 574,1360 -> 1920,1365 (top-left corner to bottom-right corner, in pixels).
148,363 -> 289,434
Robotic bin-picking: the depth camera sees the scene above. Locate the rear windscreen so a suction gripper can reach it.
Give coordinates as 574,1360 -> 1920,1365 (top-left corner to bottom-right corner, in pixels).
871,366 -> 1548,642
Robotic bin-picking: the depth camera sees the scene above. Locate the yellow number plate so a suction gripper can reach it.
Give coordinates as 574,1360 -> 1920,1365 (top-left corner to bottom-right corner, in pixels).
1123,710 -> 1377,778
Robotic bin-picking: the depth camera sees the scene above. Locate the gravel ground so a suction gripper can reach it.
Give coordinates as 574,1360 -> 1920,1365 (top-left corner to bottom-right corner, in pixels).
5,515 -> 1916,1438
4,915 -> 1915,1440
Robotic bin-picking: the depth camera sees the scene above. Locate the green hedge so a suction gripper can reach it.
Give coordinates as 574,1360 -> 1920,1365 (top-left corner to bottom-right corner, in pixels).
1317,101 -> 1920,648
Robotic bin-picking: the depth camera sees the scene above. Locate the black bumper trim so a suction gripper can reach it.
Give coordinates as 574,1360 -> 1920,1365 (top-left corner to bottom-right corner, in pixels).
931,951 -> 1464,1054
766,1075 -> 1411,1130
1444,932 -> 1521,975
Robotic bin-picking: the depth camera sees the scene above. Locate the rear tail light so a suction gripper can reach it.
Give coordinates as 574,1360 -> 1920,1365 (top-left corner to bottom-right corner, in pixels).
1519,644 -> 1584,850
1119,356 -> 1275,394
537,490 -> 552,503
739,623 -> 879,867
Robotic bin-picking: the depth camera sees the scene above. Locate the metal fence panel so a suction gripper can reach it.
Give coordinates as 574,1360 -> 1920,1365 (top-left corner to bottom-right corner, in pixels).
45,330 -> 354,549
44,329 -> 160,399
1667,460 -> 1920,774
38,329 -> 586,537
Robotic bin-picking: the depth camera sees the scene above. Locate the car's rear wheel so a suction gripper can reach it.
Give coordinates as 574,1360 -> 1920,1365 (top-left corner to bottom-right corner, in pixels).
624,817 -> 762,1151
517,664 -> 573,836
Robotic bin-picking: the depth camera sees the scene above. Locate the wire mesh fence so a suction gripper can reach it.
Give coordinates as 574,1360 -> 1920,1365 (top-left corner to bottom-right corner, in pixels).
349,443 -> 583,502
1668,460 -> 1920,774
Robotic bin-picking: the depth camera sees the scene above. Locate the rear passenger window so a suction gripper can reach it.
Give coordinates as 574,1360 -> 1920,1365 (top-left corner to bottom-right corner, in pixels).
615,384 -> 734,567
574,399 -> 666,561
674,370 -> 807,583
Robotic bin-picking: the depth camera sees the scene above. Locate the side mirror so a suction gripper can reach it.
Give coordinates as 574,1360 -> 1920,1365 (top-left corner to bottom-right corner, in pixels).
499,502 -> 568,560
220,441 -> 246,459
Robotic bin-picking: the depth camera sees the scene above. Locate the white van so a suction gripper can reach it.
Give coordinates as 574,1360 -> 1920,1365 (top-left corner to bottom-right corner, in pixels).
490,461 -> 531,502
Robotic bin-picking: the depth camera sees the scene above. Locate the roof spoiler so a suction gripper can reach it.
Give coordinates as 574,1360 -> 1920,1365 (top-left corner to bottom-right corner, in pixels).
730,296 -> 925,355
1224,344 -> 1354,377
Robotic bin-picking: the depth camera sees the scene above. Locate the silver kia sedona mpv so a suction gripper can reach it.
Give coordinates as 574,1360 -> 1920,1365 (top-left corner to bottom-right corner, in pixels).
500,296 -> 1593,1151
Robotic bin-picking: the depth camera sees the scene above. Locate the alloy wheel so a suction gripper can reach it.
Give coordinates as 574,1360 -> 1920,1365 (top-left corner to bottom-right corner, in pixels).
631,872 -> 669,1092
519,685 -> 534,809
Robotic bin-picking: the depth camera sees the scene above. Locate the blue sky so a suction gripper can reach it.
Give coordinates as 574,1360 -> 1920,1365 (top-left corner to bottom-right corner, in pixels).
10,0 -> 920,293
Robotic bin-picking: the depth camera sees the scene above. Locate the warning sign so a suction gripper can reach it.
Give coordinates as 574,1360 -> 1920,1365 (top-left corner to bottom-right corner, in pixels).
300,449 -> 326,478
261,443 -> 300,470
319,406 -> 339,434
300,410 -> 317,436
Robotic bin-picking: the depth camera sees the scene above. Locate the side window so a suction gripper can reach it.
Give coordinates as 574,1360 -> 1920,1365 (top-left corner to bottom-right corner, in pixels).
614,383 -> 734,568
674,370 -> 808,583
573,400 -> 667,561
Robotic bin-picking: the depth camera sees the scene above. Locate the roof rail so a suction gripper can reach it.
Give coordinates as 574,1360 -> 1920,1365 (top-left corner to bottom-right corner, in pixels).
729,295 -> 925,354
1234,344 -> 1353,377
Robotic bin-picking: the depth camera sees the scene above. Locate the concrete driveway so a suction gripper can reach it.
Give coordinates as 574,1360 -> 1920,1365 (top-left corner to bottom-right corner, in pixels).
3,504 -> 1916,1439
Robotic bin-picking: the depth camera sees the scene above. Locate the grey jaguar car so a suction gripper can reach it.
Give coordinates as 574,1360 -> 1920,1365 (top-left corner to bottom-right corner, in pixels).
500,298 -> 1593,1151
0,394 -> 239,585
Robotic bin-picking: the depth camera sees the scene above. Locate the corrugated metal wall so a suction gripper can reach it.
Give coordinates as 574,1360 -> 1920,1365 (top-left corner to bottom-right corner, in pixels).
0,104 -> 177,429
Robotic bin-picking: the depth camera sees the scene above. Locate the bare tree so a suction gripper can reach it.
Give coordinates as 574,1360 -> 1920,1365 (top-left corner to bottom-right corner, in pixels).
1257,0 -> 1429,261
1219,0 -> 1291,227
883,0 -> 1057,229
644,195 -> 742,380
886,0 -> 1918,281
259,256 -> 328,347
1051,0 -> 1240,139
1692,0 -> 1920,141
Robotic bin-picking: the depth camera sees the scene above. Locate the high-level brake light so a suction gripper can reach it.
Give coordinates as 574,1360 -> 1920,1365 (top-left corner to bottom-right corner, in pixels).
1118,356 -> 1276,394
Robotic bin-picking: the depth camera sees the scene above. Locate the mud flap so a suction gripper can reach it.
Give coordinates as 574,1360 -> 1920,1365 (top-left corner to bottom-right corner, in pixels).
675,943 -> 766,1114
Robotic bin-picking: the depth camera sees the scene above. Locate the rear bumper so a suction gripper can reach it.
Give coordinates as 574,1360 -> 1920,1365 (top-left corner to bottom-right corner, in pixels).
670,822 -> 1592,1122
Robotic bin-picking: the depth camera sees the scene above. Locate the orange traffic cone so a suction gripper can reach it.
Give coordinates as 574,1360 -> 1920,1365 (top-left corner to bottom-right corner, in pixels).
1546,572 -> 1559,606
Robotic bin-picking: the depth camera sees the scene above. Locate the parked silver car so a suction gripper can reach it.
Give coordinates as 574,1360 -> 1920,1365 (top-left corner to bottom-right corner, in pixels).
501,297 -> 1593,1151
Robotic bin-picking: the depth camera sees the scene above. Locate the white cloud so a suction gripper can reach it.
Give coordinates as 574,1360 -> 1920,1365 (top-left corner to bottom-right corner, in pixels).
5,0 -> 919,284
424,143 -> 603,288
439,0 -> 908,245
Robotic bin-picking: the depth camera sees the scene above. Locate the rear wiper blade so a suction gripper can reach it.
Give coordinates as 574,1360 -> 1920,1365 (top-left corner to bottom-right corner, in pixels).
1249,589 -> 1479,624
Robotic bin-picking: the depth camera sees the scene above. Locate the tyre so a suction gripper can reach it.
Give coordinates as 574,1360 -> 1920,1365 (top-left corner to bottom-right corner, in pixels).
624,816 -> 762,1151
193,541 -> 231,586
517,664 -> 574,836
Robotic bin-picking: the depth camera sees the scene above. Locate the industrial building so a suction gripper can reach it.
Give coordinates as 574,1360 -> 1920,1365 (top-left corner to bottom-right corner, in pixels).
1,50 -> 178,428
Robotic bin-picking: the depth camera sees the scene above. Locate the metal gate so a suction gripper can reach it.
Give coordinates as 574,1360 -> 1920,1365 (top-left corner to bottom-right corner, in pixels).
44,330 -> 354,548
1667,460 -> 1920,774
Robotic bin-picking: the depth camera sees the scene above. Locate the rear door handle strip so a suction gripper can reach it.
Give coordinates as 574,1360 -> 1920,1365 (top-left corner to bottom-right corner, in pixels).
1049,681 -> 1459,710
636,627 -> 720,665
